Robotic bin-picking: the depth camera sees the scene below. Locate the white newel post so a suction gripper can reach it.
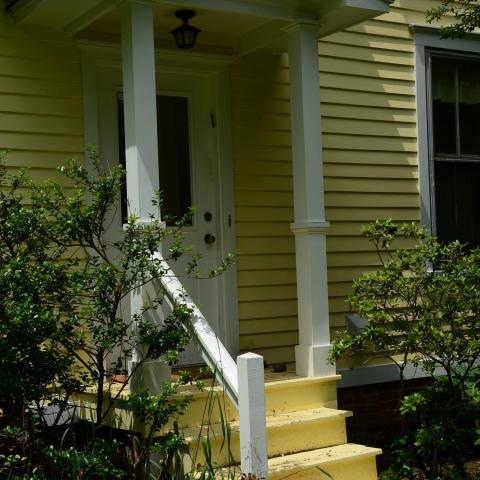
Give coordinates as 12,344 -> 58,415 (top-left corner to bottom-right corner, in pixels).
120,1 -> 170,393
287,23 -> 336,378
238,353 -> 268,479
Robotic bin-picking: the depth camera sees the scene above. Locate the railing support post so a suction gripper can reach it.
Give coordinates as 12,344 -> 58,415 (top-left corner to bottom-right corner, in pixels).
237,353 -> 268,479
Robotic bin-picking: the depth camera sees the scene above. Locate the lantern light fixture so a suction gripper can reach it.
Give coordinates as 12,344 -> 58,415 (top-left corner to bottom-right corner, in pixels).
170,10 -> 201,50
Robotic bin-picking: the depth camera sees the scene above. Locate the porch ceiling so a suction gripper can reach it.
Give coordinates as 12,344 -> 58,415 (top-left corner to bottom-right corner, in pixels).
6,0 -> 391,54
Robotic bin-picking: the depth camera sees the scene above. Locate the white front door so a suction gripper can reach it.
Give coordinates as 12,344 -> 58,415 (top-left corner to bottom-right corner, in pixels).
97,66 -> 222,366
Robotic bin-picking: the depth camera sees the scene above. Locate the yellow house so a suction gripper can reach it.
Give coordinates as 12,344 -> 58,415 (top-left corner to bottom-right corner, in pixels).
1,0 -> 476,477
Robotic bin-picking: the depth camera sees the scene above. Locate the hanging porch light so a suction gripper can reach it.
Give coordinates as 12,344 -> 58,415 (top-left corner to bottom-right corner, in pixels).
170,10 -> 201,50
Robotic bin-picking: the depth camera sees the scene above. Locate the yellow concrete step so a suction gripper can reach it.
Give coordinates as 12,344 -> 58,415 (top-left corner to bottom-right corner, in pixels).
183,407 -> 352,467
267,444 -> 382,480
175,373 -> 341,428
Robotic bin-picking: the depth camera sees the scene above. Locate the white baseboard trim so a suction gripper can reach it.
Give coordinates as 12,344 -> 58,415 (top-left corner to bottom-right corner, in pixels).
337,362 -> 446,389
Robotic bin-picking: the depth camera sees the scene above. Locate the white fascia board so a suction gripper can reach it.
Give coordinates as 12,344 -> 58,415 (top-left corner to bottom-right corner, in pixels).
8,0 -> 40,23
9,0 -> 115,35
238,0 -> 391,55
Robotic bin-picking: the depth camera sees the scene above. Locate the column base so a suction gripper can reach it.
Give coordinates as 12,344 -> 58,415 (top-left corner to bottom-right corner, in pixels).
128,359 -> 171,395
295,344 -> 336,377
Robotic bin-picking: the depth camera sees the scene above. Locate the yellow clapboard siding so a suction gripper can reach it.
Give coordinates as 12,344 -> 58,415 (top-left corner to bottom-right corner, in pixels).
236,223 -> 292,237
240,331 -> 299,349
327,236 -> 414,253
238,285 -> 297,302
330,297 -> 350,313
393,0 -> 441,11
321,30 -> 414,52
328,282 -> 355,297
324,149 -> 417,166
323,117 -> 416,137
0,55 -> 80,83
379,7 -> 457,28
234,159 -> 292,176
239,346 -> 295,365
0,112 -> 83,135
235,191 -> 293,206
323,134 -> 417,152
236,206 -> 293,222
327,251 -> 384,267
322,104 -> 416,123
320,56 -> 414,81
325,163 -> 418,179
239,299 -> 298,320
321,72 -> 415,95
231,80 -> 289,100
233,145 -> 292,161
231,3 -> 427,359
235,174 -> 292,191
327,222 -> 377,236
0,93 -> 82,117
232,97 -> 290,115
233,111 -> 291,131
0,36 -> 80,62
327,266 -> 380,283
233,128 -> 291,147
326,207 -> 420,221
231,56 -> 289,81
325,177 -> 418,193
1,132 -> 84,152
236,237 -> 294,254
0,75 -> 81,98
347,19 -> 413,40
2,150 -> 83,168
240,317 -> 298,335
319,42 -> 414,66
237,254 -> 296,270
321,87 -> 415,109
237,269 -> 297,287
325,192 -> 419,207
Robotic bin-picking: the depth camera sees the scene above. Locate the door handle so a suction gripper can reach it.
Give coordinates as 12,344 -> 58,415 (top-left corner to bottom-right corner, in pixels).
204,234 -> 216,244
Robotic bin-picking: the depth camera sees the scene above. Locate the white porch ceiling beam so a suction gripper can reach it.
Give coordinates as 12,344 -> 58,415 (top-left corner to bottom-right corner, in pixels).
238,0 -> 390,56
287,23 -> 335,378
65,0 -> 120,37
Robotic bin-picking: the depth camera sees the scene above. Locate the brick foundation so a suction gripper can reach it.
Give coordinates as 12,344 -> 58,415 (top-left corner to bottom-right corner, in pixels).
337,378 -> 429,471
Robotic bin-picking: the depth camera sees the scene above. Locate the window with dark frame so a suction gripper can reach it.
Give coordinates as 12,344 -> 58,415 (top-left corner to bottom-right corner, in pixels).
116,93 -> 193,226
428,51 -> 480,248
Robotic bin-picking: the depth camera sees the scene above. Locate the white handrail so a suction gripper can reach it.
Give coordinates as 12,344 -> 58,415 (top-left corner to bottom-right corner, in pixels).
153,253 -> 239,408
153,253 -> 268,477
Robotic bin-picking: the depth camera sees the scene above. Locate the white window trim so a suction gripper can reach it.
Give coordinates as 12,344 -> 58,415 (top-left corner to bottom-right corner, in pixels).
413,25 -> 480,234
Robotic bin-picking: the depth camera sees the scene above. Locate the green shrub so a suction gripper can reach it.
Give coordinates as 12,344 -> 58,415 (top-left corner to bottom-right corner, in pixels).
330,220 -> 480,478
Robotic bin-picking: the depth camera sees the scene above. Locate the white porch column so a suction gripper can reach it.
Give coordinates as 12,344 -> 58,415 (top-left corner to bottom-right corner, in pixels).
121,0 -> 160,222
287,23 -> 335,377
120,1 -> 170,392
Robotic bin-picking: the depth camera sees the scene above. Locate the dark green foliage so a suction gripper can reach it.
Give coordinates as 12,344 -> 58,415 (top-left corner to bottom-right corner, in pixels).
427,0 -> 480,38
0,158 -> 82,422
330,220 -> 480,479
330,220 -> 480,391
0,148 -> 230,478
383,372 -> 480,480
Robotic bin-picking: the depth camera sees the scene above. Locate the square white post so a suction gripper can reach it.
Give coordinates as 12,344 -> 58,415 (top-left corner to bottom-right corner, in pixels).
120,1 -> 169,392
237,353 -> 268,479
286,23 -> 335,377
121,0 -> 160,222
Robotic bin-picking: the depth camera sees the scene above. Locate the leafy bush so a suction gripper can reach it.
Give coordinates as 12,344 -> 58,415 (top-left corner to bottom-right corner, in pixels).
330,220 -> 480,478
0,149 -> 233,478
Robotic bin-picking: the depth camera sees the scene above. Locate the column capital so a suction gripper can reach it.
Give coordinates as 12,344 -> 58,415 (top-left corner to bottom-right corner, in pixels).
282,20 -> 321,35
291,221 -> 330,235
118,0 -> 157,8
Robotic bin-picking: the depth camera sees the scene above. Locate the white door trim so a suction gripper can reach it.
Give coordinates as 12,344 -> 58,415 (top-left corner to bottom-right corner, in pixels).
79,43 -> 239,358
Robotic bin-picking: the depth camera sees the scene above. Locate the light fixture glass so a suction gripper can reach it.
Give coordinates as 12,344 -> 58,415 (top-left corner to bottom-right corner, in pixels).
170,10 -> 201,50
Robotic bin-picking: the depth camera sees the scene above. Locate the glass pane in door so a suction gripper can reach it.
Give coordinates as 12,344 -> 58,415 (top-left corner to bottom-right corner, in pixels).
117,94 -> 192,225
